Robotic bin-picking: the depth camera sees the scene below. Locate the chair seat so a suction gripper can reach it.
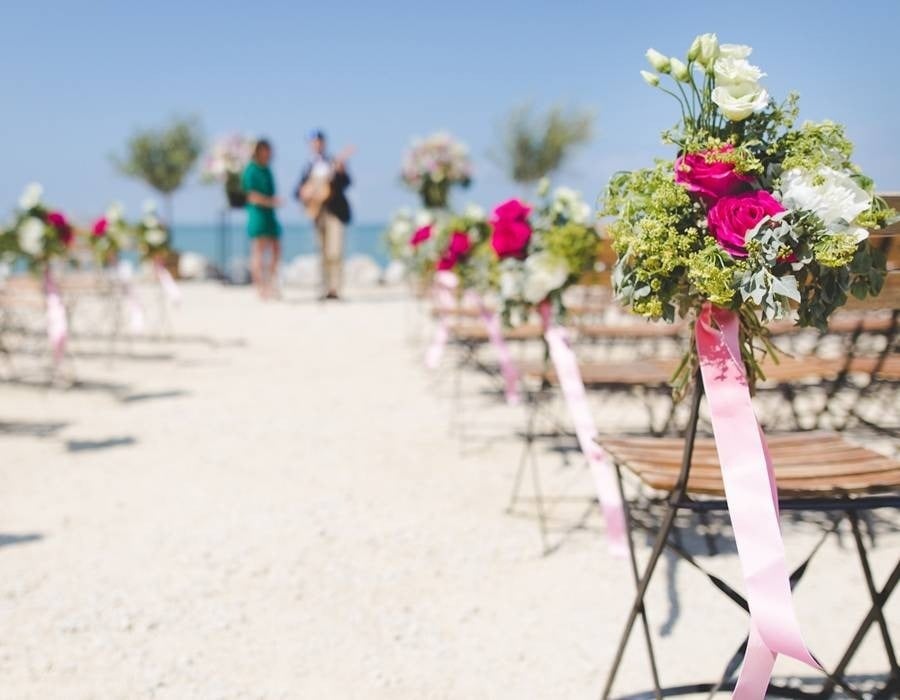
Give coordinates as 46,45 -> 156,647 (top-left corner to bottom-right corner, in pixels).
599,432 -> 900,497
449,323 -> 544,342
575,322 -> 684,340
522,359 -> 676,387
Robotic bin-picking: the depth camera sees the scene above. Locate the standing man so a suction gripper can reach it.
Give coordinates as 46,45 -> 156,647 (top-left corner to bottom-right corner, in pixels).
242,138 -> 282,299
296,130 -> 353,300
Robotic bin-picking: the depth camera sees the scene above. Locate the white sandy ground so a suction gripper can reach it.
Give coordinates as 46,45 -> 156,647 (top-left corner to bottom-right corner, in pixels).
0,282 -> 897,699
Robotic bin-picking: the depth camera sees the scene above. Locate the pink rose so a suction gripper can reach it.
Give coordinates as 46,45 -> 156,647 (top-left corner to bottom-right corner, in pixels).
436,231 -> 471,270
707,190 -> 786,258
675,145 -> 752,201
92,217 -> 108,237
46,211 -> 74,246
490,199 -> 532,259
410,224 -> 431,247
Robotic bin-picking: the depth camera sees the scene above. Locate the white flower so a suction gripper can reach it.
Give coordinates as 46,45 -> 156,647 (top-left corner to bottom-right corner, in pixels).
145,228 -> 167,246
17,217 -> 45,256
413,210 -> 434,228
106,202 -> 125,224
142,199 -> 158,215
689,33 -> 719,66
499,266 -> 523,300
670,58 -> 690,82
714,57 -> 765,86
640,70 -> 660,87
781,167 -> 872,241
463,203 -> 485,220
645,48 -> 670,73
711,83 -> 770,121
523,251 -> 570,304
18,183 -> 43,210
719,43 -> 752,59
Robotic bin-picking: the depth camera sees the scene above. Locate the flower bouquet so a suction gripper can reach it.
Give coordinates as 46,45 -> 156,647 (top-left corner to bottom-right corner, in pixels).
493,182 -> 598,324
133,200 -> 172,263
401,132 -> 472,209
601,33 -> 896,695
5,183 -> 76,270
200,134 -> 254,208
604,34 -> 892,394
87,202 -> 132,267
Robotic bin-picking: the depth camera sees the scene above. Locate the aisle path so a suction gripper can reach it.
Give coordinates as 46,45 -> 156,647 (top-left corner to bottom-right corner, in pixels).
1,284 -> 896,699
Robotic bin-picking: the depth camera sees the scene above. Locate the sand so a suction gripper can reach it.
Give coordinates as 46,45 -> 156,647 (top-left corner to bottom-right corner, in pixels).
1,282 -> 897,699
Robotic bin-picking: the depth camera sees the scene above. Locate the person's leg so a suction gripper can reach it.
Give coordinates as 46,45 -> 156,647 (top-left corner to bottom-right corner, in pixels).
268,236 -> 282,298
324,214 -> 345,298
315,214 -> 328,299
250,237 -> 264,297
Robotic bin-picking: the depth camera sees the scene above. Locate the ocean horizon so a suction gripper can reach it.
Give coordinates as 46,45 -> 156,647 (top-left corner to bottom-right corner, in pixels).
172,221 -> 390,269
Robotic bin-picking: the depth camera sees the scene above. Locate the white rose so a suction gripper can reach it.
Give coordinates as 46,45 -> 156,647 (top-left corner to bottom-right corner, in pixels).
714,57 -> 765,86
711,84 -> 770,121
689,33 -> 719,66
669,58 -> 690,82
19,183 -> 44,210
106,202 -> 125,223
645,48 -> 671,73
18,217 -> 45,256
463,203 -> 485,220
719,43 -> 752,59
780,167 -> 872,241
145,228 -> 167,246
499,267 -> 523,300
523,251 -> 570,304
413,210 -> 434,228
640,70 -> 660,87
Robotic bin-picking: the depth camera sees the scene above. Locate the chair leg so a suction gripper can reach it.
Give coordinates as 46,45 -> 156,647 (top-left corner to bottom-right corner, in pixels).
817,526 -> 900,698
602,465 -> 673,700
508,395 -> 539,515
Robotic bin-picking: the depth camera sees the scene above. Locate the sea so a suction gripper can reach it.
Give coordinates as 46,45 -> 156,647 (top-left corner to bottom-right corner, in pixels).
171,221 -> 390,270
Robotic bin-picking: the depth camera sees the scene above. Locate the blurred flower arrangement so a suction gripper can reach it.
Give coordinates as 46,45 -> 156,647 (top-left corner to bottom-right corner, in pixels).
133,200 -> 172,262
493,181 -> 598,323
200,133 -> 254,208
2,183 -> 76,270
87,202 -> 132,266
401,132 -> 472,209
604,33 -> 893,391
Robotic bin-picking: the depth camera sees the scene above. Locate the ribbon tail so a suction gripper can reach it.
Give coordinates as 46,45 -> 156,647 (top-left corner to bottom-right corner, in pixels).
695,303 -> 820,699
44,270 -> 68,365
479,303 -> 520,405
732,623 -> 777,700
540,303 -> 627,557
424,272 -> 458,370
155,261 -> 181,305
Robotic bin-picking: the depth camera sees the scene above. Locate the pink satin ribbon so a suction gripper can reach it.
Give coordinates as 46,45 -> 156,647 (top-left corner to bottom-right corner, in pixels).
425,271 -> 457,370
477,300 -> 521,405
154,260 -> 181,305
539,302 -> 627,557
117,262 -> 145,334
43,269 -> 67,365
696,303 -> 819,698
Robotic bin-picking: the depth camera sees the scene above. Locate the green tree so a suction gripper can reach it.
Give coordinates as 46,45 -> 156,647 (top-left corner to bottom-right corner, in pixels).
493,104 -> 594,186
113,116 -> 204,226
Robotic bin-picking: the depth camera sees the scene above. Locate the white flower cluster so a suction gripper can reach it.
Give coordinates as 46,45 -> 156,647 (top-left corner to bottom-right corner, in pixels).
401,132 -> 472,188
642,34 -> 770,122
200,134 -> 254,183
780,167 -> 872,242
141,200 -> 168,246
548,186 -> 591,225
16,183 -> 46,256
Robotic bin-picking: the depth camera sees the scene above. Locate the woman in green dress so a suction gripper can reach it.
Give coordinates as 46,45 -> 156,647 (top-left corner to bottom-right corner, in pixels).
242,139 -> 283,299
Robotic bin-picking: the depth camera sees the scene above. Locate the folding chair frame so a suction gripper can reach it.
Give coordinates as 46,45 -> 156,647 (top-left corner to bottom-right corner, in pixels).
601,369 -> 900,699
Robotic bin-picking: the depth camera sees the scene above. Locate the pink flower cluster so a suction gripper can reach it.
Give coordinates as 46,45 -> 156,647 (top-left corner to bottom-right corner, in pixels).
490,199 -> 532,259
675,145 -> 784,257
47,211 -> 74,247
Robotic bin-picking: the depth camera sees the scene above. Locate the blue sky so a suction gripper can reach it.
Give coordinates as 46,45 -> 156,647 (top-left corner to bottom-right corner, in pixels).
2,1 -> 898,226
